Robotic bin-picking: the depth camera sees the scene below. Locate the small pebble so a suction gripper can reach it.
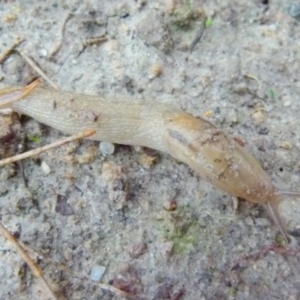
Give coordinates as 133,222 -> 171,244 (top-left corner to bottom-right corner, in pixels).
128,242 -> 147,259
113,264 -> 143,294
234,82 -> 249,95
149,63 -> 163,79
283,101 -> 291,107
287,3 -> 300,20
139,153 -> 156,169
163,200 -> 177,211
224,270 -> 242,289
251,110 -> 265,123
282,95 -> 292,107
280,141 -> 292,150
90,265 -> 106,282
77,152 -> 96,164
205,110 -> 212,117
257,127 -> 269,135
55,194 -> 74,216
41,161 -> 51,175
99,141 -> 115,155
40,48 -> 48,57
133,146 -> 143,152
136,0 -> 147,9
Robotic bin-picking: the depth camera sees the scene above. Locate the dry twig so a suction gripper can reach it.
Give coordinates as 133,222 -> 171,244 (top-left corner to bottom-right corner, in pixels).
0,37 -> 25,64
49,13 -> 73,59
0,221 -> 57,300
16,49 -> 59,89
0,129 -> 95,167
0,78 -> 40,107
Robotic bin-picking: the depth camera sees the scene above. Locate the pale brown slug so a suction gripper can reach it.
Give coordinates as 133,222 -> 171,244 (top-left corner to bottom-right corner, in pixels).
0,81 -> 297,243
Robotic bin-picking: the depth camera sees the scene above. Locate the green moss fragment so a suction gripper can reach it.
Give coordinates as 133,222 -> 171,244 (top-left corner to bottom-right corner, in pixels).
205,18 -> 213,27
28,135 -> 42,143
161,205 -> 200,254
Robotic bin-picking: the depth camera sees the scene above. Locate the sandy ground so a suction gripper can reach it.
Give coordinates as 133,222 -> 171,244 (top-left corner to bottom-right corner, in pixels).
1,1 -> 300,299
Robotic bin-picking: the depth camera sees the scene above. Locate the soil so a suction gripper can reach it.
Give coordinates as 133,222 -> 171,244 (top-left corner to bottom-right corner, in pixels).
1,1 -> 300,299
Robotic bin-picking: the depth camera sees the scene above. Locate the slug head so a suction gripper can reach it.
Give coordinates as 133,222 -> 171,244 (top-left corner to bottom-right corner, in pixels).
163,111 -> 290,243
163,111 -> 274,201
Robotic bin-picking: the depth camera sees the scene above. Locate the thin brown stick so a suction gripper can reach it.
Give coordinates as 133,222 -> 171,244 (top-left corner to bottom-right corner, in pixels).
0,221 -> 57,300
83,36 -> 108,48
0,129 -> 95,167
98,283 -> 133,299
189,24 -> 205,53
79,35 -> 108,56
16,49 -> 59,89
0,37 -> 25,64
49,13 -> 73,59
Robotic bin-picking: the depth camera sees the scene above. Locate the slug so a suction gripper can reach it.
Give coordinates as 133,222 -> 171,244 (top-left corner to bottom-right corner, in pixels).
0,80 -> 296,243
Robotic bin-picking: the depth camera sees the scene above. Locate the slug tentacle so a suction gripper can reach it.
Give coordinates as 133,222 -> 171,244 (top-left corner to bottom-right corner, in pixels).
264,199 -> 290,243
277,190 -> 300,198
0,81 -> 298,243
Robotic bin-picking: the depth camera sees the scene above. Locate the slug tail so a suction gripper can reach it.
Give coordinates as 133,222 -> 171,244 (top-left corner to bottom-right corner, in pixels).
264,200 -> 290,244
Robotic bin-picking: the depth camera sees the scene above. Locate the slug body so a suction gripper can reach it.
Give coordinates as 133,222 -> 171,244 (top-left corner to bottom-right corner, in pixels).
0,83 -> 290,242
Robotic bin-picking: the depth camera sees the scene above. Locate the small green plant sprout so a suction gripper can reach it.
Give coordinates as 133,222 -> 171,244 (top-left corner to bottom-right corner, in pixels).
266,88 -> 275,100
28,135 -> 42,143
205,17 -> 213,27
